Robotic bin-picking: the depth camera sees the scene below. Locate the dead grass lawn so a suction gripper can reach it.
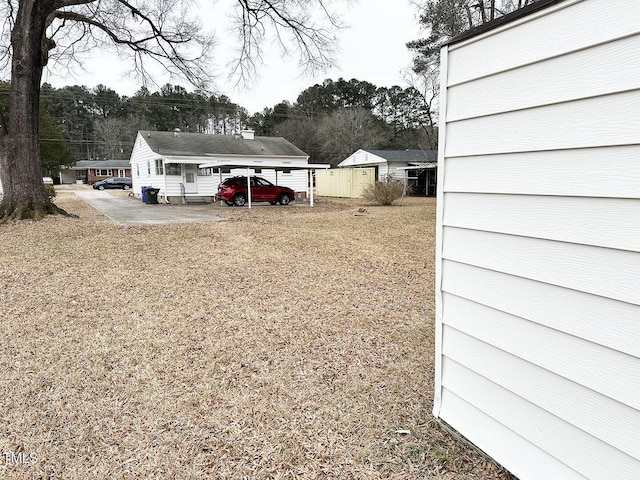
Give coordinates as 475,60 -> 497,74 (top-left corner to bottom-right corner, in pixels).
0,193 -> 515,479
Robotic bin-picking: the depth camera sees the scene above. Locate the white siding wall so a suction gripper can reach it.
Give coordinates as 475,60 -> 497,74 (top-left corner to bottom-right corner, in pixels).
130,134 -> 163,197
435,1 -> 640,479
383,162 -> 409,182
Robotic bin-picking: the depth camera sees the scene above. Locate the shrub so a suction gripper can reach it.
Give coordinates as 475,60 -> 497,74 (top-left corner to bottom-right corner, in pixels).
44,184 -> 57,200
361,175 -> 405,205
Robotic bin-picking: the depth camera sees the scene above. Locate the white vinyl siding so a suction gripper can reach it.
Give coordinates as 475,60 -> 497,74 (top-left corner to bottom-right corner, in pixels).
129,134 -> 162,197
434,1 -> 640,479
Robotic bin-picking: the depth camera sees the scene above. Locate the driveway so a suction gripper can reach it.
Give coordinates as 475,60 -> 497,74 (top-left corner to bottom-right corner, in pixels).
73,189 -> 226,225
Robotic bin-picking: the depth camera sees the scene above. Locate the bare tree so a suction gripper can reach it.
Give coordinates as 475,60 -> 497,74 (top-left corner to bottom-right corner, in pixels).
402,68 -> 439,150
320,107 -> 388,166
93,116 -> 134,159
0,0 -> 342,221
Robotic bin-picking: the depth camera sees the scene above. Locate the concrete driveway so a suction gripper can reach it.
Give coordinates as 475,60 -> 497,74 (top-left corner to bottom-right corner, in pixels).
73,189 -> 226,225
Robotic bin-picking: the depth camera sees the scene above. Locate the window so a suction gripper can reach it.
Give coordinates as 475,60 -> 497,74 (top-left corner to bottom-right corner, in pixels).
118,169 -> 125,177
198,167 -> 216,176
255,178 -> 273,186
282,169 -> 292,175
222,168 -> 231,174
254,168 -> 262,174
95,169 -> 112,176
165,163 -> 181,175
155,159 -> 164,175
148,161 -> 152,176
136,164 -> 140,177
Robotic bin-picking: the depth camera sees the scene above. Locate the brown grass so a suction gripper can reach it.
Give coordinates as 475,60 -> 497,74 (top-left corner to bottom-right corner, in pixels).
0,193 -> 515,479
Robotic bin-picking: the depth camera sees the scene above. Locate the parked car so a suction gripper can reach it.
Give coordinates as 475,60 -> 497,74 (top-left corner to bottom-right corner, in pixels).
217,176 -> 295,206
93,177 -> 132,190
42,177 -> 54,185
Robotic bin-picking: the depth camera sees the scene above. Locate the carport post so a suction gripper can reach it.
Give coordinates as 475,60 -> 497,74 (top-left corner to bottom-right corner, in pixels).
247,167 -> 252,209
309,169 -> 314,207
219,169 -> 223,204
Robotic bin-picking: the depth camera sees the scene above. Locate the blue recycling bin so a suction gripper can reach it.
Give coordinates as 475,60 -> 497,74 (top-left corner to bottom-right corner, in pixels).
141,186 -> 147,203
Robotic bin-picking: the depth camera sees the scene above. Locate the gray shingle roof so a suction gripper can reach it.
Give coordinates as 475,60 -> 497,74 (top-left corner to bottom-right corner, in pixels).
140,131 -> 308,158
72,160 -> 131,168
365,149 -> 437,162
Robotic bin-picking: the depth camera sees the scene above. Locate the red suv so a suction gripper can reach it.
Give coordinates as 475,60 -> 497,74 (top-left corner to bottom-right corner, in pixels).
217,176 -> 295,207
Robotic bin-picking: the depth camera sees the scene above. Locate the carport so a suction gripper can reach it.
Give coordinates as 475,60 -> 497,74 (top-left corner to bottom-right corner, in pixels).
199,158 -> 331,208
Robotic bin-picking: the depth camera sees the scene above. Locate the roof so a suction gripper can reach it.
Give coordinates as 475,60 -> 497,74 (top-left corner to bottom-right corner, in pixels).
68,160 -> 131,170
447,0 -> 565,46
198,158 -> 330,170
139,131 -> 309,158
365,149 -> 437,163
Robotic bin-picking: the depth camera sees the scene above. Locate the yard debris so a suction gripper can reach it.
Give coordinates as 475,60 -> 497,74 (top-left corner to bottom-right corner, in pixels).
354,207 -> 369,216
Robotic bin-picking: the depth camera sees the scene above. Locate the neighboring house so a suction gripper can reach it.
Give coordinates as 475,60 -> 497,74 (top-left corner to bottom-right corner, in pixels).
338,149 -> 437,195
59,160 -> 132,185
129,130 -> 311,204
434,1 -> 640,480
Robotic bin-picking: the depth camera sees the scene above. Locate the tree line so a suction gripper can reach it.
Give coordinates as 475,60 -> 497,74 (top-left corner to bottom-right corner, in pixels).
5,77 -> 437,176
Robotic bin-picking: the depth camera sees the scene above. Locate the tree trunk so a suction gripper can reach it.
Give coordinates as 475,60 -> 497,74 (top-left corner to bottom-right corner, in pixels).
0,0 -> 69,222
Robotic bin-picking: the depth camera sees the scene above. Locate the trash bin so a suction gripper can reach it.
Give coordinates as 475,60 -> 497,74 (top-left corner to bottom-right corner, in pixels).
141,186 -> 147,203
145,187 -> 160,205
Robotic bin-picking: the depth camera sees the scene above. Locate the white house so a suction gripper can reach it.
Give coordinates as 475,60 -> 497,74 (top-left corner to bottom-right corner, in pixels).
338,149 -> 437,195
434,1 -> 640,479
129,130 -> 312,204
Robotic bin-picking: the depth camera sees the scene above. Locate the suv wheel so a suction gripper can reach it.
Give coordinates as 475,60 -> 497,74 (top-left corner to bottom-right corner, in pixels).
278,193 -> 291,205
123,185 -> 130,190
233,194 -> 246,207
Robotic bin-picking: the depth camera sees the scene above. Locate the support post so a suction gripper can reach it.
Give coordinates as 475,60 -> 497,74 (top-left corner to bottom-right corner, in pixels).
247,167 -> 252,209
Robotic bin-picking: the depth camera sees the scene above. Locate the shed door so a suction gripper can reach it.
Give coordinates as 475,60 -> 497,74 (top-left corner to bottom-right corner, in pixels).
183,164 -> 198,193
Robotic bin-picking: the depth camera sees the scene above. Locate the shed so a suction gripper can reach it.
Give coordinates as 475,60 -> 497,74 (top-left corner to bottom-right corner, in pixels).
129,130 -> 312,204
434,1 -> 640,479
338,149 -> 437,195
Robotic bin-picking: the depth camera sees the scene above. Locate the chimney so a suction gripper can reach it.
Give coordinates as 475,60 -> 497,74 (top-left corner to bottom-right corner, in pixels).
240,129 -> 255,140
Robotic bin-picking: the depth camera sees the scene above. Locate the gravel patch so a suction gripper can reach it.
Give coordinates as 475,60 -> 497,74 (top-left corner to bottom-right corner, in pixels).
0,193 -> 515,479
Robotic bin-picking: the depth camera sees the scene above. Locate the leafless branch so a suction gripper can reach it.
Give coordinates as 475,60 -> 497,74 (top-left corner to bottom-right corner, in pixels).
229,0 -> 344,87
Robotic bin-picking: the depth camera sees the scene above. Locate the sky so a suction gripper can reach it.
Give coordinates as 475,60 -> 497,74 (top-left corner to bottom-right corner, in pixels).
42,0 -> 423,114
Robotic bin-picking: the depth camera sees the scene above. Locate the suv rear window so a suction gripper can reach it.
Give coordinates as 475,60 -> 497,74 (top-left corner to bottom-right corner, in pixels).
224,177 -> 247,186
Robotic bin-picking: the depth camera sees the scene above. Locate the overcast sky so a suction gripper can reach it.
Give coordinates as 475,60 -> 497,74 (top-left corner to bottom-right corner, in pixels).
43,0 -> 422,114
